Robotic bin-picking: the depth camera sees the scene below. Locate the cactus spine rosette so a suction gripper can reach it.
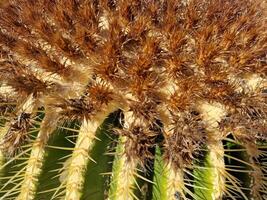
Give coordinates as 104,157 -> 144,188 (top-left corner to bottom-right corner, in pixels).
0,0 -> 266,199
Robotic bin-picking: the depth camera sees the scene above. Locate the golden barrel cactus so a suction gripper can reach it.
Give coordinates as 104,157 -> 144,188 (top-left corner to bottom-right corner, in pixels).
0,0 -> 266,199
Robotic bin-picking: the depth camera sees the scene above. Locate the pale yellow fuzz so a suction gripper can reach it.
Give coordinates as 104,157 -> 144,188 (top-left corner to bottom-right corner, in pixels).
109,147 -> 137,200
157,109 -> 187,197
0,125 -> 9,178
16,113 -> 59,200
0,123 -> 9,139
16,138 -> 46,200
199,102 -> 226,130
64,103 -> 118,200
108,110 -> 140,200
0,84 -> 16,96
63,119 -> 98,200
206,140 -> 225,200
21,94 -> 35,112
199,102 -> 227,200
245,74 -> 265,91
165,161 -> 186,200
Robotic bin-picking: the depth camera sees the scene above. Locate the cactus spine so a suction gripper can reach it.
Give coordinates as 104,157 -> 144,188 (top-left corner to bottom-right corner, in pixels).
0,0 -> 266,199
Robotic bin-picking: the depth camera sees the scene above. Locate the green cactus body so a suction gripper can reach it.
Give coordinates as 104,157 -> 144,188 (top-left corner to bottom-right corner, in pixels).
0,0 -> 266,199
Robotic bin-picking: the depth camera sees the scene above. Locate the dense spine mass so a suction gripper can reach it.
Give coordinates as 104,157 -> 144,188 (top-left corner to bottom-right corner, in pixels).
0,0 -> 266,199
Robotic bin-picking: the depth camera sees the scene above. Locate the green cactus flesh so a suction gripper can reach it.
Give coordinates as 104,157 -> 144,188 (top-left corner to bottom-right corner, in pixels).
0,0 -> 266,199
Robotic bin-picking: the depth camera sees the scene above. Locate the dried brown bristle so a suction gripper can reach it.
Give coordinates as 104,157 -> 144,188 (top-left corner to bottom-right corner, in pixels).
0,0 -> 266,199
0,112 -> 32,155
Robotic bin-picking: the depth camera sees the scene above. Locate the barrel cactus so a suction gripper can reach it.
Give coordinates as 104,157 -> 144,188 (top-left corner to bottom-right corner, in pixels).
0,0 -> 266,199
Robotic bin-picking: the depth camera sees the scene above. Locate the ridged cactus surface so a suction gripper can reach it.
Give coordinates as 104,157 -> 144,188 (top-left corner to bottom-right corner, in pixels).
0,0 -> 266,199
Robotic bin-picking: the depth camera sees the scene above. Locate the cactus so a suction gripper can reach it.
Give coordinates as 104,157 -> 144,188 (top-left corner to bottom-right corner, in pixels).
0,0 -> 266,199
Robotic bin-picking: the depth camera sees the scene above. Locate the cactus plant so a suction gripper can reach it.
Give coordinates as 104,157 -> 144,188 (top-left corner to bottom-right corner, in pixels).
0,0 -> 266,199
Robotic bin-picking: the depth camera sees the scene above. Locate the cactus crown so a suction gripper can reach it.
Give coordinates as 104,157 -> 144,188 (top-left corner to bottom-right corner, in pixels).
0,0 -> 266,199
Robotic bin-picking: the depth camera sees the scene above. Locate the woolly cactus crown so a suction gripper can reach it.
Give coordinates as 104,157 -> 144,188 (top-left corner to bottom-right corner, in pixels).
0,0 -> 266,199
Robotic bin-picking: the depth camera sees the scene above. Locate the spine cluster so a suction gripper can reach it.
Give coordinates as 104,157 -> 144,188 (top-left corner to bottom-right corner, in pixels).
0,0 -> 266,199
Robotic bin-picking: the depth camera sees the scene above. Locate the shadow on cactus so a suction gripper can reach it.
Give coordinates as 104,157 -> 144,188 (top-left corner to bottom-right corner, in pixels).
0,0 -> 266,199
